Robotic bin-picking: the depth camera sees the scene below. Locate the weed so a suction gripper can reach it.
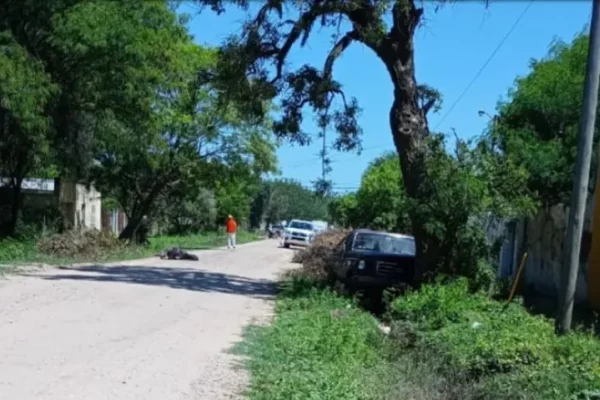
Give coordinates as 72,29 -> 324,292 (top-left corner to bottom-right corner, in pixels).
390,279 -> 600,399
0,230 -> 262,267
238,275 -> 385,400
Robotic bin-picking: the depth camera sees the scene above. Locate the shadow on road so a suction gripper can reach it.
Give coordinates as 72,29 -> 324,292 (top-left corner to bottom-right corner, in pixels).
30,265 -> 276,299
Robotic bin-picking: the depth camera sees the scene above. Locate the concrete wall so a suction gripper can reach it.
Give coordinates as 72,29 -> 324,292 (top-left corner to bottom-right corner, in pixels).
57,181 -> 102,231
495,198 -> 594,305
74,184 -> 101,230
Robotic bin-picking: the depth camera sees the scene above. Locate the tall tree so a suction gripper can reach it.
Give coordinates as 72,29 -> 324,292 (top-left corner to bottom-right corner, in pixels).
496,32 -> 595,208
0,31 -> 57,236
92,44 -> 277,240
0,0 -> 192,235
354,152 -> 410,232
198,0 -> 450,276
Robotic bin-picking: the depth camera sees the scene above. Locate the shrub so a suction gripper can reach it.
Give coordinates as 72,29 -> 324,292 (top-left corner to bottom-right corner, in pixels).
37,229 -> 125,259
0,237 -> 38,263
389,280 -> 600,398
391,279 -> 500,331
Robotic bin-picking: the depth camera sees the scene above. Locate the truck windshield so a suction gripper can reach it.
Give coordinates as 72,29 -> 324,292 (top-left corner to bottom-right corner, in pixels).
352,233 -> 415,255
289,221 -> 313,230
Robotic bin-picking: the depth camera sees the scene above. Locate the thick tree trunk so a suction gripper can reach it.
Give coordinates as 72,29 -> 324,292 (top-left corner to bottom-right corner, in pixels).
0,153 -> 28,238
2,177 -> 24,238
389,98 -> 437,282
119,217 -> 143,241
119,198 -> 152,242
379,2 -> 441,282
118,182 -> 165,242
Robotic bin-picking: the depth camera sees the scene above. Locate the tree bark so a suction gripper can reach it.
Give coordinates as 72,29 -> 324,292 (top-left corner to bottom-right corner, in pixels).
119,197 -> 153,242
378,2 -> 438,282
1,174 -> 25,238
6,178 -> 23,236
119,216 -> 143,241
118,181 -> 165,242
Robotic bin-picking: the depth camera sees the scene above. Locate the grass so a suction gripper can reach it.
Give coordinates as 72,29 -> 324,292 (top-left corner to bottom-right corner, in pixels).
389,279 -> 600,400
237,275 -> 600,400
235,276 -> 389,400
0,230 -> 262,269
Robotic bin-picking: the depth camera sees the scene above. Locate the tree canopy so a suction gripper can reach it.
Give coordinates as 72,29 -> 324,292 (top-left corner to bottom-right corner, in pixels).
0,1 -> 279,238
250,179 -> 330,228
496,32 -> 594,207
329,152 -> 409,232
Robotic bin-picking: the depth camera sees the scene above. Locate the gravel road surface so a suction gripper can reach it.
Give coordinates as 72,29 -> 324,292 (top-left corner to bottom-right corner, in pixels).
0,240 -> 293,400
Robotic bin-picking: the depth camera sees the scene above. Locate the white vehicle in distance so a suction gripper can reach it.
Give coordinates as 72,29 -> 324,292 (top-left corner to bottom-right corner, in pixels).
311,220 -> 328,234
282,219 -> 315,248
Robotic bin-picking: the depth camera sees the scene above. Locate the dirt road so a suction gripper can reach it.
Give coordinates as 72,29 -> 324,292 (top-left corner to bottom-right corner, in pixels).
0,240 -> 293,400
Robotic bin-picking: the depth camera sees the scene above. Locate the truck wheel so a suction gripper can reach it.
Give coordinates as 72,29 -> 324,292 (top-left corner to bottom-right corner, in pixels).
283,242 -> 290,249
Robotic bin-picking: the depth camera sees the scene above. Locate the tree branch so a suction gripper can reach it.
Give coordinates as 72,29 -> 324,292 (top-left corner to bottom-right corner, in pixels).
268,3 -> 339,83
323,30 -> 357,81
422,98 -> 436,116
390,0 -> 423,41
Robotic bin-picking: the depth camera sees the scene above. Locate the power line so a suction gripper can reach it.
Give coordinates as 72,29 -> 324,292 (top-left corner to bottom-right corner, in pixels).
286,144 -> 394,169
433,0 -> 534,131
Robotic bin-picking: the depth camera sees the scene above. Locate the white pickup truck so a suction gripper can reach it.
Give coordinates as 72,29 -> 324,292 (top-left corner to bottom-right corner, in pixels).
282,219 -> 315,248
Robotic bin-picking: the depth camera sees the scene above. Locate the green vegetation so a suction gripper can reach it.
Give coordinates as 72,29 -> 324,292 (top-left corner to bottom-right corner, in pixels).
390,279 -> 600,399
329,134 -> 533,285
249,179 -> 330,229
329,152 -> 409,232
2,1 -> 599,396
240,275 -> 600,400
0,1 -> 279,241
496,32 -> 596,208
0,230 -> 261,267
237,276 -> 387,400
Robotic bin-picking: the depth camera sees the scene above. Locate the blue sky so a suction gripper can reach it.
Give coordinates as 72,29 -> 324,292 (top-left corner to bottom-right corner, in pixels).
182,1 -> 592,192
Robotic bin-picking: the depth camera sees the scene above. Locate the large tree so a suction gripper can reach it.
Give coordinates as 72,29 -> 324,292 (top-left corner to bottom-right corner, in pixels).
0,30 -> 57,236
0,1 -> 191,236
354,152 -> 410,232
92,44 -> 277,240
495,32 -> 596,208
197,0 -> 449,276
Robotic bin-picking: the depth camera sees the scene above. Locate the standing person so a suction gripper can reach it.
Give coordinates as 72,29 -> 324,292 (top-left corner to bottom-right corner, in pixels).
226,215 -> 237,249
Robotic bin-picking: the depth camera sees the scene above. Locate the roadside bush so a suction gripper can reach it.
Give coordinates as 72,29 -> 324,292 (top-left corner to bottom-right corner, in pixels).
0,237 -> 38,264
37,229 -> 125,259
295,229 -> 347,281
389,279 -> 600,398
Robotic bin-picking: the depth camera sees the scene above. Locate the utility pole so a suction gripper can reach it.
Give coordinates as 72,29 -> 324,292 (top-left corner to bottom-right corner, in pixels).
557,0 -> 600,335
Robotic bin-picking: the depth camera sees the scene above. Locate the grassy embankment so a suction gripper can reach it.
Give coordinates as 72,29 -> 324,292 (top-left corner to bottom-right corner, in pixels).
0,230 -> 262,269
237,232 -> 600,400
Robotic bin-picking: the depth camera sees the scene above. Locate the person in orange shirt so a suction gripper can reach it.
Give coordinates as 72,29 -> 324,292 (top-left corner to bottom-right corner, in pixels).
226,215 -> 238,249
